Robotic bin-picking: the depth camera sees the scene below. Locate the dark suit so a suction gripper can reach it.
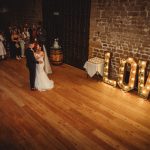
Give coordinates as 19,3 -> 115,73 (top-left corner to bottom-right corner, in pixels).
25,48 -> 39,89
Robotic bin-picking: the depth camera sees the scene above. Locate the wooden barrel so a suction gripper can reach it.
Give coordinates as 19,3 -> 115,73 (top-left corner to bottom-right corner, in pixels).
50,49 -> 63,65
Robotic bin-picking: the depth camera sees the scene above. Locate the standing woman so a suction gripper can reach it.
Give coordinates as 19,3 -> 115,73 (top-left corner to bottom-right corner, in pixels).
0,31 -> 7,59
18,27 -> 25,57
22,27 -> 30,49
11,29 -> 21,60
34,43 -> 54,91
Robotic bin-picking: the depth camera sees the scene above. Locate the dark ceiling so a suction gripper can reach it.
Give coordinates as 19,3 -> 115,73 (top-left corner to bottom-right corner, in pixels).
0,0 -> 29,13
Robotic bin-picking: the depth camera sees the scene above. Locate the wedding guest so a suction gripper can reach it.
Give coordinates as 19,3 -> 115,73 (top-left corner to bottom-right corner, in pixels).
11,29 -> 21,60
5,26 -> 13,58
18,28 -> 25,57
36,22 -> 47,46
0,31 -> 7,59
28,24 -> 37,42
22,27 -> 30,49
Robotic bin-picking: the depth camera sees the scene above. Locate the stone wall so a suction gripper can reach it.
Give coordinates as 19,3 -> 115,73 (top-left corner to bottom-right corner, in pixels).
89,0 -> 150,79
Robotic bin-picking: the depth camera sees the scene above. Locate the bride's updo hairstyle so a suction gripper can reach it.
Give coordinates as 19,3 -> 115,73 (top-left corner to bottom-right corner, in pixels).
34,42 -> 43,52
37,43 -> 43,51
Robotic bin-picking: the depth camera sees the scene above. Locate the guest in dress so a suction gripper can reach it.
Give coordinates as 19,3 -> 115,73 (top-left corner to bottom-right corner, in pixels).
22,27 -> 30,49
36,22 -> 47,46
18,29 -> 25,57
0,32 -> 7,59
11,29 -> 21,60
29,24 -> 37,42
5,26 -> 13,58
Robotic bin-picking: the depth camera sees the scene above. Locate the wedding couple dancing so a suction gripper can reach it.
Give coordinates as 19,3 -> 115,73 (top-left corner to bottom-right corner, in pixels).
25,41 -> 54,91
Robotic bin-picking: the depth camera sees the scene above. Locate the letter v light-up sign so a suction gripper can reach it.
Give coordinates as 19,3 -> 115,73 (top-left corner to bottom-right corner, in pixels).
138,60 -> 150,99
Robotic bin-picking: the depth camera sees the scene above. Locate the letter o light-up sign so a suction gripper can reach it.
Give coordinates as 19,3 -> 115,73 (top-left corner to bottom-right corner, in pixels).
118,58 -> 137,92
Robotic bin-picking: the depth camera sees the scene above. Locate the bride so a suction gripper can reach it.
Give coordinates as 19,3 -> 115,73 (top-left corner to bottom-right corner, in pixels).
34,43 -> 54,91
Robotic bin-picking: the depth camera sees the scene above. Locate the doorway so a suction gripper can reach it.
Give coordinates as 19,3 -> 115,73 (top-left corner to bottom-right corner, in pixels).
42,0 -> 91,69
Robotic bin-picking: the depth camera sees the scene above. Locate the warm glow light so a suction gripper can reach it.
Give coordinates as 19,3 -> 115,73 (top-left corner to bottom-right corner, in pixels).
142,61 -> 146,65
128,58 -> 132,62
120,74 -> 123,77
147,86 -> 150,90
125,86 -> 128,89
119,80 -> 123,84
138,60 -> 150,99
130,84 -> 134,87
142,90 -> 146,94
105,78 -> 108,82
118,57 -> 137,92
101,53 -> 150,99
131,78 -> 135,81
132,70 -> 136,74
106,53 -> 110,57
103,52 -> 116,87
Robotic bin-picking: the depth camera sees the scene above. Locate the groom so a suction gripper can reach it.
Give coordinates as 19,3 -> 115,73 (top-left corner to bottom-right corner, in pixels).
25,41 -> 42,90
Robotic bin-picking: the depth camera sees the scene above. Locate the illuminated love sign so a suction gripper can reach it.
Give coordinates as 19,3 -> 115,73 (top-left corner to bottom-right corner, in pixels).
103,52 -> 150,99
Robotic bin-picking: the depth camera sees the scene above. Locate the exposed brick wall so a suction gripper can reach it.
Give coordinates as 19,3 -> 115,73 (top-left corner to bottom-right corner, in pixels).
89,0 -> 150,79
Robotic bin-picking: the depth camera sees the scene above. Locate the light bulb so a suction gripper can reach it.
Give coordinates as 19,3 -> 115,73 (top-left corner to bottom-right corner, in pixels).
130,84 -> 134,87
133,63 -> 137,67
132,70 -> 136,74
128,58 -> 132,61
142,61 -> 146,65
119,81 -> 123,84
131,78 -> 135,81
142,90 -> 146,94
140,84 -> 144,87
120,74 -> 123,77
125,86 -> 128,89
106,53 -> 110,57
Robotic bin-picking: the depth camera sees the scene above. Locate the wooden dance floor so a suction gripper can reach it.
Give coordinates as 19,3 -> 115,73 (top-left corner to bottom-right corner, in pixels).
0,58 -> 150,150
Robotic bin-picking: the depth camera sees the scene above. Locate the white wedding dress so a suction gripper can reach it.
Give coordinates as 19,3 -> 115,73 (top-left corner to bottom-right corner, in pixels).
35,53 -> 54,91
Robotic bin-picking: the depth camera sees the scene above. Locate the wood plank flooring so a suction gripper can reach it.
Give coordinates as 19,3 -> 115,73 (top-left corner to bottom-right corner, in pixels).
0,58 -> 150,150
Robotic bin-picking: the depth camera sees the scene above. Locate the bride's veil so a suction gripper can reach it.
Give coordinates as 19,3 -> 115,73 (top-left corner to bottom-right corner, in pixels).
43,45 -> 52,74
